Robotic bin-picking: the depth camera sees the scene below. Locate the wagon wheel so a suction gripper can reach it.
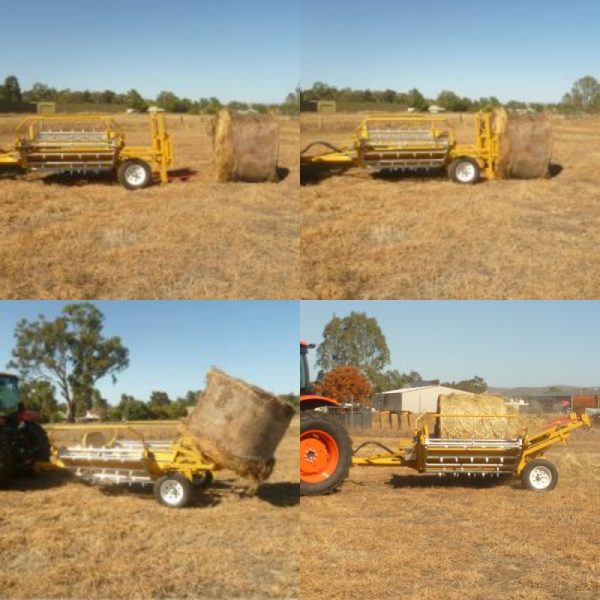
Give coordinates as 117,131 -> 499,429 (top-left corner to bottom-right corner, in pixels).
521,459 -> 558,492
154,473 -> 193,507
192,471 -> 214,490
117,159 -> 153,190
448,157 -> 480,184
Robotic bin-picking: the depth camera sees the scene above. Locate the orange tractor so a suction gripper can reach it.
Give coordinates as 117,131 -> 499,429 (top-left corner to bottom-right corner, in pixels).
300,341 -> 352,495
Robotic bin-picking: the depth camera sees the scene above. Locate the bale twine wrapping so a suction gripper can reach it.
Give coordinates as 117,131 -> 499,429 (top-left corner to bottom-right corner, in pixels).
212,109 -> 280,182
186,369 -> 295,483
494,108 -> 552,179
438,393 -> 522,439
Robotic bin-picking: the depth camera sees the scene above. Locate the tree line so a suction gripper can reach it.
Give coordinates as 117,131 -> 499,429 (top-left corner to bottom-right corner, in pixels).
301,75 -> 600,114
312,312 -> 487,406
7,303 -> 298,423
0,75 -> 299,115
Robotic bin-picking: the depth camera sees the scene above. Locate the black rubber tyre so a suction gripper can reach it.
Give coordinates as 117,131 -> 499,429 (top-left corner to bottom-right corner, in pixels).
300,411 -> 352,496
448,157 -> 481,184
117,159 -> 153,190
192,471 -> 213,490
154,474 -> 193,508
521,459 -> 559,492
23,422 -> 51,462
0,432 -> 13,485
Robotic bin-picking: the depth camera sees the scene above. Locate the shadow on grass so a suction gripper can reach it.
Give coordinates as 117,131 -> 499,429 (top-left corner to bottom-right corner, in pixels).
277,166 -> 290,181
549,163 -> 563,178
42,171 -> 116,187
300,165 -> 351,185
387,473 -> 513,490
97,480 -> 224,508
6,469 -> 73,491
257,481 -> 299,507
372,167 -> 448,182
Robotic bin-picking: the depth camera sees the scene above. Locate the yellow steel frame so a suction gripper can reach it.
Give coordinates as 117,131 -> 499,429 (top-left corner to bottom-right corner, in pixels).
0,112 -> 173,183
39,421 -> 215,482
515,412 -> 591,474
351,412 -> 590,476
301,112 -> 500,179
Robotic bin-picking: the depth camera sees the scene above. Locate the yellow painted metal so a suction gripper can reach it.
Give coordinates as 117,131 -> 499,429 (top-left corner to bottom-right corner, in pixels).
515,412 -> 590,475
0,112 -> 173,184
301,112 -> 500,179
351,412 -> 590,477
39,421 -> 215,482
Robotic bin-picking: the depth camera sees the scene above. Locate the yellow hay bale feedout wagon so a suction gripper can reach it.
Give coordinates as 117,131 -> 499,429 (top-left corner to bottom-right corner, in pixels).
301,113 -> 498,185
39,422 -> 216,508
0,112 -> 173,190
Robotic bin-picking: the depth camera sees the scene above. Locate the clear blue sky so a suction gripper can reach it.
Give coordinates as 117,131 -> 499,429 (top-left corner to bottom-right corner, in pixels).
1,301 -> 298,404
301,301 -> 600,387
301,0 -> 600,103
3,0 -> 298,103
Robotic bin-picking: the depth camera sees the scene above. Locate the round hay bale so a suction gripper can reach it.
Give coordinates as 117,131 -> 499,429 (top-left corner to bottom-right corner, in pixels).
186,369 -> 295,483
494,108 -> 553,179
212,109 -> 280,183
438,393 -> 523,439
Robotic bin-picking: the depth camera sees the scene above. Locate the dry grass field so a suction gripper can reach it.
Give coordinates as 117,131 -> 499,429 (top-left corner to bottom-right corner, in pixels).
0,417 -> 299,599
301,424 -> 600,600
0,113 -> 299,299
300,112 -> 600,299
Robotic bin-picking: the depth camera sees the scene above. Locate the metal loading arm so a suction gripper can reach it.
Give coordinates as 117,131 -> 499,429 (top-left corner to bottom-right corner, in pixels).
516,412 -> 591,474
300,140 -> 356,166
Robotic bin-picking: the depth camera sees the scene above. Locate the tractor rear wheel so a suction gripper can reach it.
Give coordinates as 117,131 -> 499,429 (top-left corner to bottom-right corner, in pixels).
448,157 -> 480,184
14,422 -> 51,476
0,432 -> 13,485
300,411 -> 352,496
23,422 -> 51,462
117,159 -> 153,190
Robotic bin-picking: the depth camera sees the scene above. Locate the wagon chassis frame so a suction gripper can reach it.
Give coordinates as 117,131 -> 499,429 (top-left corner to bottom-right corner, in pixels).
0,112 -> 173,188
300,112 -> 499,182
36,421 -> 215,494
350,412 -> 590,479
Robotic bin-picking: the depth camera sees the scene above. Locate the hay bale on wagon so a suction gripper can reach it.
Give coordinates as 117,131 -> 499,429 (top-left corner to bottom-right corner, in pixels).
438,393 -> 523,439
186,368 -> 295,483
494,108 -> 552,179
212,109 -> 280,183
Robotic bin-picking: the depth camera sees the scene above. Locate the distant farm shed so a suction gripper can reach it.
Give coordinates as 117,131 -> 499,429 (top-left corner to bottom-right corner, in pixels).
378,385 -> 473,413
37,102 -> 56,114
428,105 -> 446,114
300,100 -> 336,114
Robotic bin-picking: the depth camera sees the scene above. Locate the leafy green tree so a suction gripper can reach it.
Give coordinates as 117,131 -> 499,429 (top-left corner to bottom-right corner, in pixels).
125,88 -> 147,111
407,88 -> 428,111
148,390 -> 171,419
442,376 -> 487,394
19,379 -> 59,422
373,369 -> 423,393
177,390 -> 200,406
317,312 -> 390,384
563,76 -> 600,113
1,75 -> 22,103
228,100 -> 249,111
8,303 -> 129,422
118,394 -> 151,420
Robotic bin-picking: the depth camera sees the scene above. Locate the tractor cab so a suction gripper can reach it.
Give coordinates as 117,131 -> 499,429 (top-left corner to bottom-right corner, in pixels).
0,373 -> 21,417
